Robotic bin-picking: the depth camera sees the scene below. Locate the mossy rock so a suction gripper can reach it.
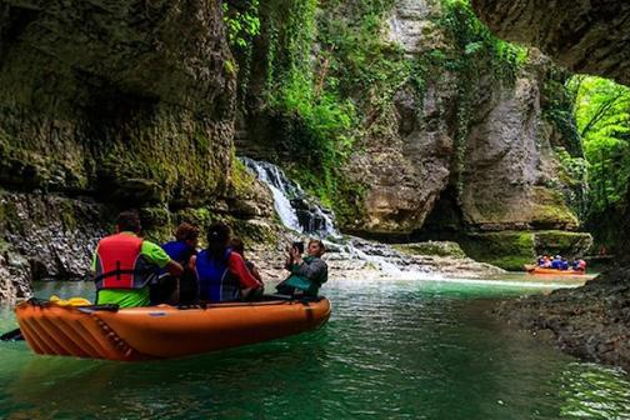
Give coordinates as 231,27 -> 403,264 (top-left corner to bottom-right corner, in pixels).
140,207 -> 173,243
460,231 -> 536,271
534,231 -> 593,258
530,187 -> 579,230
394,241 -> 467,258
458,230 -> 593,271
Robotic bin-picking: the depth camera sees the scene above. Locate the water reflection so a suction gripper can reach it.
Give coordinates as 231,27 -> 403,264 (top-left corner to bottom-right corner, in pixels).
0,277 -> 628,419
558,363 -> 630,418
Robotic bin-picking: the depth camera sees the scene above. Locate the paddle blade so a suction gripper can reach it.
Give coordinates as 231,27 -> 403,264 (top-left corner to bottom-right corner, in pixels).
0,328 -> 24,341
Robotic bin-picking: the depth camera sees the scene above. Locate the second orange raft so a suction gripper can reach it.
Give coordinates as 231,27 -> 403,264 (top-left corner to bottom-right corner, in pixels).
524,265 -> 585,276
15,297 -> 331,362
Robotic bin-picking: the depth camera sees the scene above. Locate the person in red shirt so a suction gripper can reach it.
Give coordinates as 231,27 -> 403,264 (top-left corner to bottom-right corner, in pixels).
230,237 -> 263,283
189,222 -> 263,302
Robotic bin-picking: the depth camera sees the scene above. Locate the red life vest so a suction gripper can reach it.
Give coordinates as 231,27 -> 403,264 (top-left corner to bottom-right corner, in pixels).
94,233 -> 157,290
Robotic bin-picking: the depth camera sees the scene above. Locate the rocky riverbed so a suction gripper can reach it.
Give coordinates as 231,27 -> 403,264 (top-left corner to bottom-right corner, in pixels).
495,268 -> 630,372
251,237 -> 504,285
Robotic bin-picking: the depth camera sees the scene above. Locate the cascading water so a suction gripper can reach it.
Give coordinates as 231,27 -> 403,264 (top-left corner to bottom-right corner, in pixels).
240,157 -> 339,238
239,157 -> 509,280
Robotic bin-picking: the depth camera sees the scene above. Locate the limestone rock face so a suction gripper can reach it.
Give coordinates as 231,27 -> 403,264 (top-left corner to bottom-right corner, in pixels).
343,0 -> 577,235
345,76 -> 457,233
0,192 -> 107,295
387,0 -> 443,54
0,1 -> 275,302
0,0 -> 236,203
471,0 -> 630,86
461,75 -> 578,230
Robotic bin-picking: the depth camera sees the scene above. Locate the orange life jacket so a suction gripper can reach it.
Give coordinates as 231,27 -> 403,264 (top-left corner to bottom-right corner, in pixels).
93,233 -> 157,290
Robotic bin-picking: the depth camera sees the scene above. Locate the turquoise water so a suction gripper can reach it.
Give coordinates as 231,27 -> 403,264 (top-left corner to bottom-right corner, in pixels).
1,275 -> 629,419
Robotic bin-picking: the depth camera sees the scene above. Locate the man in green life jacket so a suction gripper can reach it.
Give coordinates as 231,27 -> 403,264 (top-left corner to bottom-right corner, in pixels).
277,239 -> 328,297
91,211 -> 183,308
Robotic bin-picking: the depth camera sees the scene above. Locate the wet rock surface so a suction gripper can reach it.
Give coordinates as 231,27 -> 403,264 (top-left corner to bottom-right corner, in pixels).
0,0 -> 279,303
340,1 -> 577,236
471,0 -> 630,86
250,237 -> 505,285
495,268 -> 630,372
0,192 -> 108,298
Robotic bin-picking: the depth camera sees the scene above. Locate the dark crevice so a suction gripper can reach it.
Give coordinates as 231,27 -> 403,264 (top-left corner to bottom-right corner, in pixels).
0,5 -> 40,60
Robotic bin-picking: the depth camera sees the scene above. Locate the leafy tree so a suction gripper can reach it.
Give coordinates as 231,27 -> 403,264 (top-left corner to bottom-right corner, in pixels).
572,76 -> 630,247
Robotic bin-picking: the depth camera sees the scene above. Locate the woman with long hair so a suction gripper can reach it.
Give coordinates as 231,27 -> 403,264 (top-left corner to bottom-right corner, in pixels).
189,222 -> 263,302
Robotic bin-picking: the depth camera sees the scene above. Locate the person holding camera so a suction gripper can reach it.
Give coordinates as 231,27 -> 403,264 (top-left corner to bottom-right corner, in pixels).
277,239 -> 328,297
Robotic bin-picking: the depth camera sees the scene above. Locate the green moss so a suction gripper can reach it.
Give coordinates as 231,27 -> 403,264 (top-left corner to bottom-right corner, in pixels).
460,231 -> 535,271
139,207 -> 172,242
229,218 -> 279,248
394,241 -> 467,258
174,208 -> 215,230
534,231 -> 593,258
230,157 -> 258,198
531,187 -> 579,229
457,229 -> 594,270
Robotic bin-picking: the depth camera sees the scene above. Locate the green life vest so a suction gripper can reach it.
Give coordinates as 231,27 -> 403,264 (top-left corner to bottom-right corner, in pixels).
284,256 -> 326,296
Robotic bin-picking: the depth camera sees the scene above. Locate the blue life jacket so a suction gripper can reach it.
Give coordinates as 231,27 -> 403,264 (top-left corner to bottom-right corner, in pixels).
551,259 -> 562,269
195,248 -> 240,302
162,241 -> 195,265
158,241 -> 195,278
560,260 -> 569,270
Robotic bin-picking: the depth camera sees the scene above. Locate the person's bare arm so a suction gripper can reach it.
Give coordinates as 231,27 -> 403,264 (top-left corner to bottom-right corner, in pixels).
250,264 -> 263,283
166,260 -> 184,277
188,255 -> 197,271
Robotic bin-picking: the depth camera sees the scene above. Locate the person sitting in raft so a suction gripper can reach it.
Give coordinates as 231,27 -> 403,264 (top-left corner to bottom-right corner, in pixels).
189,222 -> 263,302
550,255 -> 563,270
230,237 -> 263,283
573,258 -> 587,272
92,211 -> 184,308
536,255 -> 544,266
560,257 -> 570,271
276,239 -> 328,297
151,222 -> 200,305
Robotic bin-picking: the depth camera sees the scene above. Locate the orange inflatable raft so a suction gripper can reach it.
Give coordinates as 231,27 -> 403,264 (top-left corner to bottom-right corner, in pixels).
15,297 -> 331,361
524,265 -> 585,276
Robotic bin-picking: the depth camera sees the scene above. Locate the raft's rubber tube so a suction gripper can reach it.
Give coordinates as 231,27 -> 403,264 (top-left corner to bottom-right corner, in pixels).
15,298 -> 331,361
524,265 -> 585,276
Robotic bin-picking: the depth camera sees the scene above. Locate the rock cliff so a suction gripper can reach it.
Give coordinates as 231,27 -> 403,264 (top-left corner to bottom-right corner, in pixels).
347,1 -> 579,236
471,0 -> 630,370
237,0 -> 583,241
0,0 -> 274,302
229,0 -> 590,270
471,0 -> 630,86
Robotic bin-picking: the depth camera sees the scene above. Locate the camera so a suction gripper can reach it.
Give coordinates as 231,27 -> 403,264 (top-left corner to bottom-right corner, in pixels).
291,241 -> 304,254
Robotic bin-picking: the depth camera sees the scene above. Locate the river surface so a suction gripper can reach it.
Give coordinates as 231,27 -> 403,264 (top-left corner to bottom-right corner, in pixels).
1,274 -> 629,419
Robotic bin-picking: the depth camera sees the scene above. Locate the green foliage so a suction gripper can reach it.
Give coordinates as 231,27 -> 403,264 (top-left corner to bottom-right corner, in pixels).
438,0 -> 528,82
569,75 -> 630,249
222,0 -> 261,49
435,0 -> 528,195
554,146 -> 589,218
574,76 -> 630,216
543,68 -> 582,156
258,0 -> 408,207
238,0 -> 530,220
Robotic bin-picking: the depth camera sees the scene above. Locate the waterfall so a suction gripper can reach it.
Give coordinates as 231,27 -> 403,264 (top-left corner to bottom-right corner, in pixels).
240,157 -> 339,238
239,157 -> 504,279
